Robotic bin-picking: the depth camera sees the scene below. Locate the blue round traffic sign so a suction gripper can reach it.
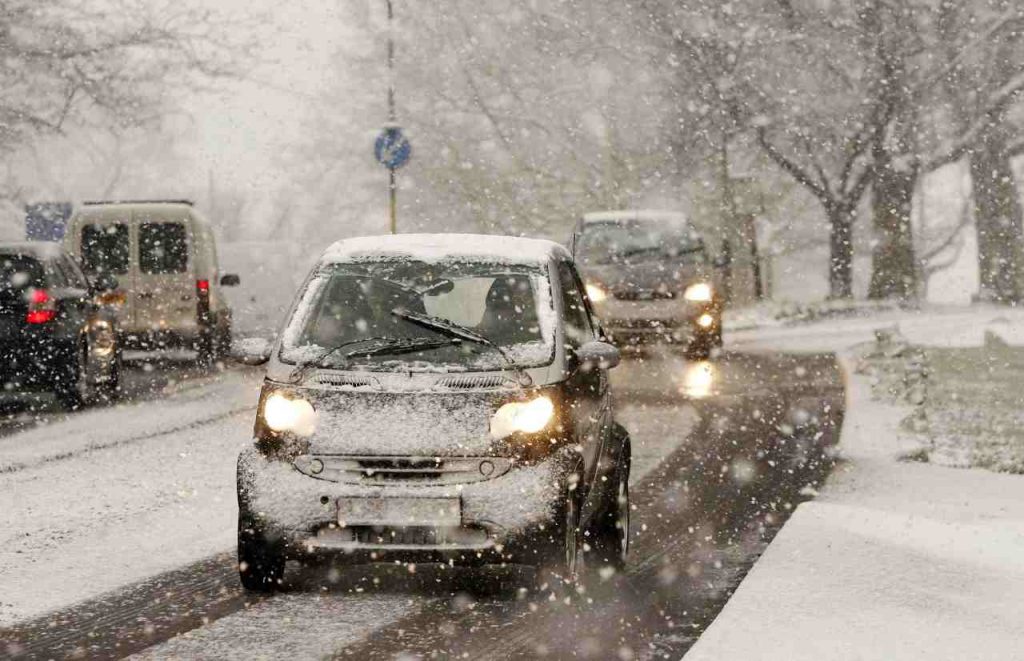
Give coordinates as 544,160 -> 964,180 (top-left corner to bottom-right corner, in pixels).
374,127 -> 412,170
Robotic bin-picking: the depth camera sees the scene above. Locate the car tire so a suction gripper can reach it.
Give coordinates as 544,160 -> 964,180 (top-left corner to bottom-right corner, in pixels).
198,318 -> 232,366
56,339 -> 97,410
237,509 -> 286,593
587,448 -> 630,573
685,334 -> 712,360
534,479 -> 584,594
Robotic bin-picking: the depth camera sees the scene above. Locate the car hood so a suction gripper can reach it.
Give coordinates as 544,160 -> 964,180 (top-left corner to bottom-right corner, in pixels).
581,262 -> 708,296
303,389 -> 502,456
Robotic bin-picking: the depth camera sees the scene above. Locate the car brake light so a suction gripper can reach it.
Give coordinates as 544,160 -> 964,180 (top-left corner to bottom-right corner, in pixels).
196,279 -> 211,324
26,288 -> 56,324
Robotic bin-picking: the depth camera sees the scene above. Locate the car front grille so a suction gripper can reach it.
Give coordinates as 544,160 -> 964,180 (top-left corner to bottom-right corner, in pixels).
292,455 -> 513,485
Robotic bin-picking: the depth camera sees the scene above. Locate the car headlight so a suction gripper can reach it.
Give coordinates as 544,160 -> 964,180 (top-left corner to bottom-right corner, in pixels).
585,283 -> 607,303
490,396 -> 555,439
684,282 -> 713,302
262,392 -> 317,437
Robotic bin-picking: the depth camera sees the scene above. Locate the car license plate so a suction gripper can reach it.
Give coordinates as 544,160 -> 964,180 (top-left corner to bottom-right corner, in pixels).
337,497 -> 461,527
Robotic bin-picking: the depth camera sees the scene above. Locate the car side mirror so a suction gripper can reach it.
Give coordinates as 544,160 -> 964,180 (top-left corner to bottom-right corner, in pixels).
220,273 -> 241,287
229,337 -> 272,365
90,273 -> 119,293
575,340 -> 620,370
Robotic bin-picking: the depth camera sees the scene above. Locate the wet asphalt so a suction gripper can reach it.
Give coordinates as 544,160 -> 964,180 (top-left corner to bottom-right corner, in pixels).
0,347 -> 844,660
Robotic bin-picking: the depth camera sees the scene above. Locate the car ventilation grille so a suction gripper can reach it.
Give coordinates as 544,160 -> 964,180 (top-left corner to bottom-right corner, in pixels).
313,373 -> 379,389
434,374 -> 518,390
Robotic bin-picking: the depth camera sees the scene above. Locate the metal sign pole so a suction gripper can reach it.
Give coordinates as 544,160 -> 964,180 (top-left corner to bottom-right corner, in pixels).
374,0 -> 411,231
386,0 -> 396,234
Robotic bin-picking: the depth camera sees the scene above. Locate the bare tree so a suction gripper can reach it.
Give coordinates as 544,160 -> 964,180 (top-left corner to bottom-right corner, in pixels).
0,0 -> 247,163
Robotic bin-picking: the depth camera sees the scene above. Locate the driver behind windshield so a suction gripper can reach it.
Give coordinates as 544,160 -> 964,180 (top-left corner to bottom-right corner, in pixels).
284,260 -> 553,371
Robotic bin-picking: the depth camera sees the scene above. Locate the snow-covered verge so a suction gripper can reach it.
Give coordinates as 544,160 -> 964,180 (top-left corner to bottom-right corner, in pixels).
686,309 -> 1024,661
727,302 -> 1024,353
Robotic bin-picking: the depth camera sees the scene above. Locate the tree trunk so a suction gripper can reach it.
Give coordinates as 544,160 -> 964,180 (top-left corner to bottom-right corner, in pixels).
969,120 -> 1024,304
868,149 -> 918,300
827,203 -> 855,299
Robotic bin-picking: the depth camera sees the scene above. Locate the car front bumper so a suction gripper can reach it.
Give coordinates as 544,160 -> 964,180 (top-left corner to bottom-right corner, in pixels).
237,448 -> 572,563
594,298 -> 719,341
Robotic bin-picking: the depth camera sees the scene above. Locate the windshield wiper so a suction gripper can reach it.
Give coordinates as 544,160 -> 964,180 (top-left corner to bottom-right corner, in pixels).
390,308 -> 533,385
345,337 -> 461,359
286,336 -> 397,382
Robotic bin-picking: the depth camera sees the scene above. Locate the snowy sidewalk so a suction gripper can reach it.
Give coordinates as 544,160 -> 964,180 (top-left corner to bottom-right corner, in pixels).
686,310 -> 1024,661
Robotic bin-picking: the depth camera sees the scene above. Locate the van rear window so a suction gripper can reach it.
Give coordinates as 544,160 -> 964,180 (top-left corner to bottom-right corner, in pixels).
140,223 -> 188,274
81,224 -> 129,275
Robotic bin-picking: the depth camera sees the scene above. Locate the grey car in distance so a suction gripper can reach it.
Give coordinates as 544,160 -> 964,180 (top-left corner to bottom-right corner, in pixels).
571,210 -> 723,358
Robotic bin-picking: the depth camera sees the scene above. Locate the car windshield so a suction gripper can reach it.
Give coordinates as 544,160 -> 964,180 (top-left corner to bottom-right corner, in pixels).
577,220 -> 706,266
280,259 -> 555,372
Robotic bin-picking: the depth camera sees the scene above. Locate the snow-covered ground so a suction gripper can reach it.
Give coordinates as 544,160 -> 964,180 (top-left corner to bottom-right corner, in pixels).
727,302 -> 1024,352
124,376 -> 698,660
0,350 -> 697,637
686,306 -> 1024,660
0,368 -> 263,626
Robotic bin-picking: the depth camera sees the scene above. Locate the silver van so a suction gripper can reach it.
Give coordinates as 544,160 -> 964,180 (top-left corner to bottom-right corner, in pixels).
63,200 -> 239,362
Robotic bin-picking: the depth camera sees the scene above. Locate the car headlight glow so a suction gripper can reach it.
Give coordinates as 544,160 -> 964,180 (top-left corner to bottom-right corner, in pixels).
263,392 -> 318,436
684,282 -> 713,302
585,283 -> 607,303
490,396 -> 555,439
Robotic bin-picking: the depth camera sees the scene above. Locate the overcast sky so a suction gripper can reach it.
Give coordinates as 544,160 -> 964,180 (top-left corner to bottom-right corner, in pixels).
180,0 -> 355,193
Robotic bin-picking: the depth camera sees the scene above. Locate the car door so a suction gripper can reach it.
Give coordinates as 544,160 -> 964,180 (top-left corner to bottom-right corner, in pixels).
555,260 -> 608,516
50,256 -> 92,345
78,218 -> 133,331
133,209 -> 195,335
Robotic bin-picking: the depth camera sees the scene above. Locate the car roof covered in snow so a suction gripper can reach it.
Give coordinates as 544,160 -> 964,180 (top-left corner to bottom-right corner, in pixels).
0,241 -> 68,260
582,209 -> 688,225
320,233 -> 570,266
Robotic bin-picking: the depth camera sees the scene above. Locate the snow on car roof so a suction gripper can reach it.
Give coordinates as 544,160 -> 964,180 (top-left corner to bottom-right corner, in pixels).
582,209 -> 688,224
321,233 -> 569,266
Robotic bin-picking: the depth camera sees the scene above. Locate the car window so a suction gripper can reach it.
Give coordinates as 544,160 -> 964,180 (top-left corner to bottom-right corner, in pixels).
577,220 -> 707,266
282,260 -> 555,372
81,223 -> 130,275
139,222 -> 189,274
46,259 -> 69,288
61,256 -> 90,289
0,254 -> 44,292
557,260 -> 594,346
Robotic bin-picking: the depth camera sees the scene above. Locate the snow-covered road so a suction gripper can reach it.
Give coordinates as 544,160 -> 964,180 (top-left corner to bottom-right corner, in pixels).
0,347 -> 844,660
0,366 -> 263,625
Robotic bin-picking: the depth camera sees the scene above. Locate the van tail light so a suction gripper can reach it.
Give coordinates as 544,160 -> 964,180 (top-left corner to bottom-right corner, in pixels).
26,288 -> 57,324
196,279 -> 211,324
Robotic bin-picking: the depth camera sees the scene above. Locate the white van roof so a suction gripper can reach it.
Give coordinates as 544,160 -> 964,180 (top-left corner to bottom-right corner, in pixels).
71,201 -> 211,230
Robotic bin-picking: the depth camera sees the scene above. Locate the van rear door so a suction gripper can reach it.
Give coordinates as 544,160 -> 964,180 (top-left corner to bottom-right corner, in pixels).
78,214 -> 133,331
134,209 -> 196,337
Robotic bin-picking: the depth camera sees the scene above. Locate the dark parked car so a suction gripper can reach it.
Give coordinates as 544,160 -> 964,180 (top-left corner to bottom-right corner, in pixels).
0,242 -> 120,408
571,210 -> 724,358
235,234 -> 631,591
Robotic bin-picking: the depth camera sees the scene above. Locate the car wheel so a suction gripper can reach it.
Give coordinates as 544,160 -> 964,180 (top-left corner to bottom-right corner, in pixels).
56,339 -> 97,410
535,481 -> 583,593
588,459 -> 630,572
685,333 -> 713,360
238,510 -> 286,593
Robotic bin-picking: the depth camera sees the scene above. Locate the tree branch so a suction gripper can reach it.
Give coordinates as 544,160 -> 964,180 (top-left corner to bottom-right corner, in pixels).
756,126 -> 831,202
